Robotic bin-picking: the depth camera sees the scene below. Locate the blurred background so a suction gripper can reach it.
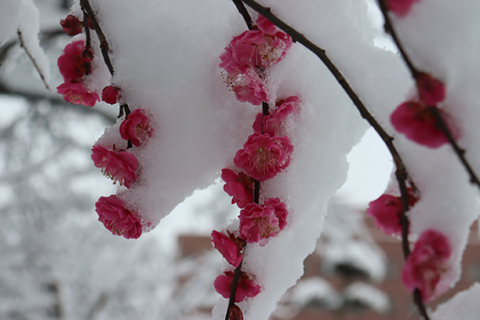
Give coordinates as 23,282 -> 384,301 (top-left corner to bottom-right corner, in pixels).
1,0 -> 479,319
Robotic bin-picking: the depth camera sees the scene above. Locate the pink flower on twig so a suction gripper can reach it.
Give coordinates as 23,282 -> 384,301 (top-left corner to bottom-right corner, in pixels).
57,82 -> 100,107
221,169 -> 254,208
239,198 -> 288,245
214,271 -> 261,302
401,229 -> 452,302
416,73 -> 446,106
102,86 -> 121,105
234,132 -> 293,181
366,189 -> 418,236
211,230 -> 245,267
222,67 -> 268,106
95,195 -> 142,239
91,144 -> 138,188
60,15 -> 84,36
253,96 -> 299,135
385,0 -> 420,17
58,40 -> 89,82
119,109 -> 153,147
390,101 -> 457,148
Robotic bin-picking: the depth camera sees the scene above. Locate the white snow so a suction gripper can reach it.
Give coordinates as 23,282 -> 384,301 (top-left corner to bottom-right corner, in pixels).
343,281 -> 390,313
289,276 -> 341,310
431,283 -> 480,320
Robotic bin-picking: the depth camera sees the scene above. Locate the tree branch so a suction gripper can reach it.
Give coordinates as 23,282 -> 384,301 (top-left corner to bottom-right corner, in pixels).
79,0 -> 115,76
232,0 -> 254,30
16,29 -> 50,90
236,1 -> 427,318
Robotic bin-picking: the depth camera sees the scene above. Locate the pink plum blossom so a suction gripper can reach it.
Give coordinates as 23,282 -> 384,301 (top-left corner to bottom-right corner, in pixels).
253,96 -> 300,135
220,30 -> 265,71
366,189 -> 418,236
91,144 -> 138,188
214,271 -> 261,302
102,85 -> 121,104
416,73 -> 446,106
95,195 -> 142,239
390,101 -> 456,148
60,15 -> 83,36
211,230 -> 245,267
401,229 -> 452,302
119,109 -> 153,147
57,82 -> 100,107
385,0 -> 420,17
239,198 -> 288,245
221,169 -> 254,208
234,132 -> 293,181
58,40 -> 89,82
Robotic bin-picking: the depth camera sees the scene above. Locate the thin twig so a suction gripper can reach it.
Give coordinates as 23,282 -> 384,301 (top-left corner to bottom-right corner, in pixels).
376,0 -> 419,79
232,0 -> 253,30
79,0 -> 114,76
430,107 -> 480,186
16,29 -> 50,90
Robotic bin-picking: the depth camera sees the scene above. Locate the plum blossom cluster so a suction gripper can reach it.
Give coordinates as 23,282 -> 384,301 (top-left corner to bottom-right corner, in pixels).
367,190 -> 453,302
390,72 -> 459,148
57,11 -> 154,239
213,15 -> 299,319
385,2 -> 459,148
91,107 -> 153,239
220,14 -> 292,105
57,13 -> 122,107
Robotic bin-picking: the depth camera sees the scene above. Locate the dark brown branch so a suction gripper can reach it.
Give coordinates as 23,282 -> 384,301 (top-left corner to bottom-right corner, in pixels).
430,107 -> 480,186
232,0 -> 254,30
377,0 -> 420,79
80,0 -> 115,76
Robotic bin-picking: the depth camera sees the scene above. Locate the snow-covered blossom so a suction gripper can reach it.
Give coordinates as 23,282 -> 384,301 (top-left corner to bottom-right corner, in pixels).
239,198 -> 288,245
91,144 -> 138,188
102,85 -> 120,104
223,67 -> 268,105
234,132 -> 293,181
221,168 -> 254,208
119,109 -> 153,147
253,96 -> 299,135
211,230 -> 245,267
401,229 -> 452,302
60,15 -> 83,36
95,195 -> 143,239
219,15 -> 292,105
416,73 -> 446,106
57,82 -> 100,107
385,0 -> 420,17
366,189 -> 418,236
214,271 -> 261,302
220,15 -> 292,71
390,102 -> 455,148
57,40 -> 89,82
